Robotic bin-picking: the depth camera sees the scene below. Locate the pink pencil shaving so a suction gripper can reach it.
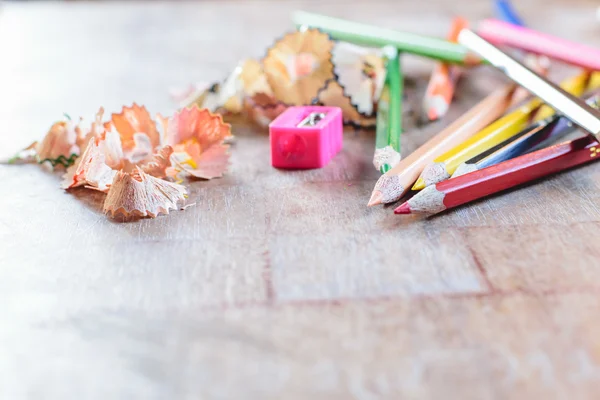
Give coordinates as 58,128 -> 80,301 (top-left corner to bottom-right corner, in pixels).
478,19 -> 600,71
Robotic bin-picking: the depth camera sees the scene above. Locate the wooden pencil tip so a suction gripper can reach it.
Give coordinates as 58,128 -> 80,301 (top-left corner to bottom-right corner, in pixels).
394,202 -> 412,214
412,177 -> 426,191
367,191 -> 383,207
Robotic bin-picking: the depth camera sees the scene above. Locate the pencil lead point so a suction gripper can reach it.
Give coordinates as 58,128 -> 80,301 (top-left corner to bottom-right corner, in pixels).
394,202 -> 412,214
367,191 -> 383,207
372,175 -> 405,204
427,108 -> 439,121
412,177 -> 426,191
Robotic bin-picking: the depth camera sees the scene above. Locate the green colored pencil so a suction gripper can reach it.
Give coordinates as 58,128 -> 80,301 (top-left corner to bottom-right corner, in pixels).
374,47 -> 403,173
293,11 -> 482,66
374,77 -> 392,172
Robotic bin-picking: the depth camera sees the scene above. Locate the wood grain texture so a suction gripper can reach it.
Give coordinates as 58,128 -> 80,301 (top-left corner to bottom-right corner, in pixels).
1,1 -> 600,399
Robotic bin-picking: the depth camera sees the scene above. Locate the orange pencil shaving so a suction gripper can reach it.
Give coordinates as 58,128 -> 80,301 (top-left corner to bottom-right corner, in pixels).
423,17 -> 468,121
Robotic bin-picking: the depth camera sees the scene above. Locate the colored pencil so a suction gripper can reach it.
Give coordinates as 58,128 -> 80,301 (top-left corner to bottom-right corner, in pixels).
412,72 -> 591,190
494,0 -> 524,26
374,47 -> 403,174
459,29 -> 600,139
394,135 -> 600,215
478,19 -> 600,72
493,0 -> 550,92
451,114 -> 567,177
292,11 -> 483,65
452,91 -> 600,178
423,17 -> 468,121
374,67 -> 392,171
367,84 -> 517,206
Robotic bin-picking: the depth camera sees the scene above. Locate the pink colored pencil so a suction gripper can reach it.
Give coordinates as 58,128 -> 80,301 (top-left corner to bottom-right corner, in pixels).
477,19 -> 600,71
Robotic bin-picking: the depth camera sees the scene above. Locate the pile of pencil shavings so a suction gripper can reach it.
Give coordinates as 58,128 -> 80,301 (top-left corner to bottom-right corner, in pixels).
174,28 -> 389,128
10,104 -> 232,219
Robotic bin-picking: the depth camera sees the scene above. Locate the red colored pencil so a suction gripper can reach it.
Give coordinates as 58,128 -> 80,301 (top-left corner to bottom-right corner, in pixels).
394,135 -> 600,215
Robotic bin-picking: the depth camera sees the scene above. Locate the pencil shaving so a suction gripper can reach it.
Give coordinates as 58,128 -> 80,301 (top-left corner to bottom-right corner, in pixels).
35,119 -> 80,167
332,42 -> 386,116
139,145 -> 173,179
104,168 -> 187,218
244,92 -> 288,127
62,132 -> 122,192
177,59 -> 275,117
105,104 -> 161,153
263,29 -> 334,105
76,107 -> 106,150
240,59 -> 273,97
316,80 -> 376,127
162,105 -> 232,179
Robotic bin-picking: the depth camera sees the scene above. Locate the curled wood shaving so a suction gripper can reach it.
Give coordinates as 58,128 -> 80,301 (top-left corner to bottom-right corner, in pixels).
332,42 -> 386,116
315,80 -> 376,128
162,106 -> 232,179
104,104 -> 160,152
243,92 -> 287,128
104,168 -> 187,218
139,145 -> 173,179
61,132 -> 122,192
36,120 -> 79,167
263,29 -> 334,105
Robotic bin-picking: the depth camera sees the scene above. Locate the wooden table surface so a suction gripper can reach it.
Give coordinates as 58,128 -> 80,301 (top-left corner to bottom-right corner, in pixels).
2,1 -> 600,398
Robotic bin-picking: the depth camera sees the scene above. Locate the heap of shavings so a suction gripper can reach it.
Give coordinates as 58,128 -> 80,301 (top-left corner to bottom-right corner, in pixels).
7,104 -> 232,219
160,106 -> 232,180
6,110 -> 104,167
176,30 -> 389,128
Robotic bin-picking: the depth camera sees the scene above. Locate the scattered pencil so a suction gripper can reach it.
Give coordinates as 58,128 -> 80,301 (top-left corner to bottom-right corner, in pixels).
478,19 -> 600,72
292,11 -> 483,65
493,0 -> 551,88
451,114 -> 565,177
494,0 -> 524,26
367,84 -> 517,206
373,47 -> 402,173
413,98 -> 540,190
412,72 -> 591,190
460,29 -> 600,140
452,92 -> 600,178
395,135 -> 600,216
422,17 -> 468,121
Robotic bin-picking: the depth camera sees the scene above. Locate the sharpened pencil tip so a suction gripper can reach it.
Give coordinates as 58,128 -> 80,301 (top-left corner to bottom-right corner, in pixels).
367,191 -> 383,207
394,202 -> 412,214
412,178 -> 426,191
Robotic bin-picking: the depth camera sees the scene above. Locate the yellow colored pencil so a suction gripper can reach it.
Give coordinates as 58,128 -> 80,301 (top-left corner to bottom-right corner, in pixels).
535,73 -> 594,121
412,72 -> 591,190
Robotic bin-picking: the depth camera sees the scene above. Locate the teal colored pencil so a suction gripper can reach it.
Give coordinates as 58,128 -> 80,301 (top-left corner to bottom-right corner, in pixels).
374,47 -> 402,173
293,11 -> 483,65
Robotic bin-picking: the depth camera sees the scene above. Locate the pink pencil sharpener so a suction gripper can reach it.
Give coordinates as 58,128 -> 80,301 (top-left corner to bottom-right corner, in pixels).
269,106 -> 343,169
